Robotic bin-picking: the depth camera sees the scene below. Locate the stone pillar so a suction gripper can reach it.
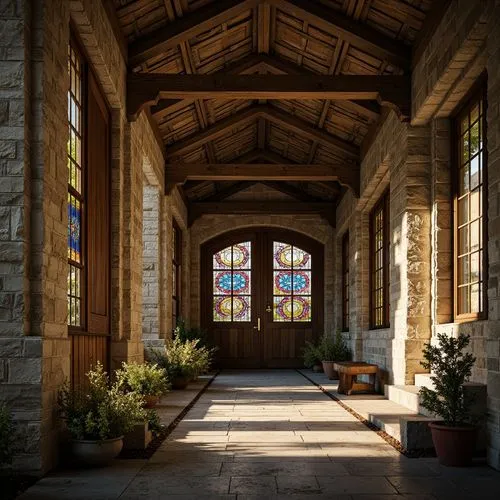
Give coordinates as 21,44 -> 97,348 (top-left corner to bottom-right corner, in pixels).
142,184 -> 164,348
390,126 -> 432,385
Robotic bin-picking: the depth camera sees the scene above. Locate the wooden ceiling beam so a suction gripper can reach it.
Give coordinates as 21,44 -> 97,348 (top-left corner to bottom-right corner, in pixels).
165,163 -> 359,196
129,0 -> 260,67
261,181 -> 323,202
267,0 -> 410,70
128,74 -> 410,121
189,200 -> 336,227
165,104 -> 361,160
200,181 -> 257,202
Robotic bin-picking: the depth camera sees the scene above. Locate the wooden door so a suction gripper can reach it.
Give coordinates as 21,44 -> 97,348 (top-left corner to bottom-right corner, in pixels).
201,228 -> 323,368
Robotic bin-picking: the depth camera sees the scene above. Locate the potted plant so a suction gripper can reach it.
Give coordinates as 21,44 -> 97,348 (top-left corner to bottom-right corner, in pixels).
419,333 -> 478,467
115,362 -> 169,408
318,331 -> 350,380
58,362 -> 146,466
302,341 -> 323,372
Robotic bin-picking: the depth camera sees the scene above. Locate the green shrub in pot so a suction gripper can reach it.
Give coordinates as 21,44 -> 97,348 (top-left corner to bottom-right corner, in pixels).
318,331 -> 350,380
115,362 -> 169,408
58,362 -> 146,465
302,341 -> 322,371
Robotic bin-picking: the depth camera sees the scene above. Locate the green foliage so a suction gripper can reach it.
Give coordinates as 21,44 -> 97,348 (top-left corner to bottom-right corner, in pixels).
0,403 -> 13,466
174,318 -> 209,347
115,362 -> 169,397
148,337 -> 217,380
317,331 -> 350,362
419,333 -> 476,427
146,409 -> 163,436
58,362 -> 147,441
302,341 -> 322,368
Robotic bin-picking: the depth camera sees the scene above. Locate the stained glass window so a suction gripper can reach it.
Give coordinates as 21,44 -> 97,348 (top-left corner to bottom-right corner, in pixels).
273,242 -> 311,322
213,242 -> 251,322
67,40 -> 84,327
455,86 -> 487,318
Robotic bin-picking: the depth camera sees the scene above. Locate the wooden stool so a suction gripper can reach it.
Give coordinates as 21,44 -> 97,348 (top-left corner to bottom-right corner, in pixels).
334,361 -> 378,395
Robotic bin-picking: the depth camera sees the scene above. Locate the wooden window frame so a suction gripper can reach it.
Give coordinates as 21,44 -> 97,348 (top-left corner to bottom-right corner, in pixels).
68,35 -> 87,331
452,77 -> 488,323
369,191 -> 390,330
341,231 -> 349,332
172,220 -> 182,330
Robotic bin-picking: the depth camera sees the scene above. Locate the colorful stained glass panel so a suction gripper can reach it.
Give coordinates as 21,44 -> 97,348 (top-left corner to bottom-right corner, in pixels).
213,271 -> 232,295
232,296 -> 251,322
292,247 -> 311,269
213,245 -> 232,269
274,242 -> 293,269
232,271 -> 250,295
274,271 -> 292,295
214,296 -> 232,322
68,195 -> 81,263
274,296 -> 292,322
293,296 -> 312,321
232,242 -> 251,269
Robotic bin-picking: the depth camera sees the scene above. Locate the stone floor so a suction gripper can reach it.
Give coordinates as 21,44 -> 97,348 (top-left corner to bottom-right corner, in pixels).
20,370 -> 500,499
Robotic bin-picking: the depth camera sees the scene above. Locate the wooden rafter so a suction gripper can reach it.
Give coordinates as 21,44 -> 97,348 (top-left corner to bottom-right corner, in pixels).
200,181 -> 257,202
188,200 -> 336,227
127,74 -> 410,121
267,0 -> 410,70
165,163 -> 359,196
164,104 -> 360,159
129,0 -> 260,67
261,181 -> 322,202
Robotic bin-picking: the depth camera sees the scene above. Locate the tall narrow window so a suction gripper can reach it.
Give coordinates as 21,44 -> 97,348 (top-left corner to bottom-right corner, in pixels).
213,242 -> 252,322
172,221 -> 182,330
67,40 -> 85,327
370,192 -> 390,329
455,85 -> 487,319
342,232 -> 349,331
273,242 -> 312,322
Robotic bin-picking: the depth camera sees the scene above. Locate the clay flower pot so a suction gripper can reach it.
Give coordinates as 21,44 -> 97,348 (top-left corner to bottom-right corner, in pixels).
72,436 -> 123,466
429,422 -> 478,466
322,361 -> 339,380
143,395 -> 160,408
171,376 -> 190,390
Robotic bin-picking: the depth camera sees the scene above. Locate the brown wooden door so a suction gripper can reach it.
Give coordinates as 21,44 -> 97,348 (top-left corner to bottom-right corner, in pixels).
201,228 -> 323,368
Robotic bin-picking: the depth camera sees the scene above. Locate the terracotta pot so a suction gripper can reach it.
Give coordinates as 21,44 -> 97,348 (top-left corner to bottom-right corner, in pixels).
143,395 -> 160,408
72,436 -> 123,466
312,364 -> 323,373
322,361 -> 339,380
429,422 -> 478,467
171,376 -> 190,390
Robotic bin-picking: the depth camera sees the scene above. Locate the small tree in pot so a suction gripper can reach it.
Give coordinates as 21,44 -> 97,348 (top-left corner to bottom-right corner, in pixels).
302,341 -> 323,372
419,333 -> 478,467
318,331 -> 350,380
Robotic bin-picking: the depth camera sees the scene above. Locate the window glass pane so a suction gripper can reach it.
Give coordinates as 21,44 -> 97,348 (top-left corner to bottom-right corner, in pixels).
232,242 -> 251,269
459,164 -> 469,194
458,226 -> 469,255
68,195 -> 81,263
293,271 -> 311,295
292,247 -> 311,269
470,189 -> 481,220
458,196 -> 468,225
214,271 -> 232,295
214,297 -> 232,322
274,242 -> 293,269
458,256 -> 469,285
293,296 -> 311,322
470,155 -> 480,190
274,296 -> 292,322
274,271 -> 292,295
470,220 -> 480,251
232,271 -> 250,295
470,283 -> 480,313
233,296 -> 251,322
214,245 -> 232,269
470,121 -> 480,156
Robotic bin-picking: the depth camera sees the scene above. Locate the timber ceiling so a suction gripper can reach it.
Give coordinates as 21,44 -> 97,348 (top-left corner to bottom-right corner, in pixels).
110,0 -> 433,224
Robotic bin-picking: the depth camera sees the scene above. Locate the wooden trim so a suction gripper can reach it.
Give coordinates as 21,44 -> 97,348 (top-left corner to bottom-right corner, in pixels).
341,231 -> 349,332
369,190 -> 390,329
127,74 -> 411,122
172,219 -> 182,329
452,77 -> 488,322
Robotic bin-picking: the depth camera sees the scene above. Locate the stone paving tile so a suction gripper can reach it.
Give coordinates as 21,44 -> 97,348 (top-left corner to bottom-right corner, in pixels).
317,475 -> 399,495
228,475 -> 277,494
275,474 -> 321,494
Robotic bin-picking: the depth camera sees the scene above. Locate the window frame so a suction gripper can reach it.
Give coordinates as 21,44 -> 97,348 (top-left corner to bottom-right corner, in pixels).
452,78 -> 488,323
67,34 -> 87,331
341,231 -> 349,332
172,219 -> 182,330
369,190 -> 390,330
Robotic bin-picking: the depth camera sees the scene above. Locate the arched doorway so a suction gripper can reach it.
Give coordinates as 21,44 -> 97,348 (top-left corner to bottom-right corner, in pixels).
201,228 -> 324,368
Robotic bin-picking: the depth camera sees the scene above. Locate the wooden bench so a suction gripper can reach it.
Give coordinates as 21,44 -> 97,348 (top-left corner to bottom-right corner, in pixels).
334,361 -> 378,395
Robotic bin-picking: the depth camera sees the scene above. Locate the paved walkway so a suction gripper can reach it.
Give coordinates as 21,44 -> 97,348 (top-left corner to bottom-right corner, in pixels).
21,370 -> 500,499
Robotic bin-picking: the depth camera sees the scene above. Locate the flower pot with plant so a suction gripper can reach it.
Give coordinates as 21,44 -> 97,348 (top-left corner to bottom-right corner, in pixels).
58,362 -> 146,466
419,333 -> 478,467
302,341 -> 323,373
318,331 -> 350,380
115,362 -> 169,408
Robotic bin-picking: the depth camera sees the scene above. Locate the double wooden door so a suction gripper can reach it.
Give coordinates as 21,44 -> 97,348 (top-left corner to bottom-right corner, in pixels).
201,228 -> 324,368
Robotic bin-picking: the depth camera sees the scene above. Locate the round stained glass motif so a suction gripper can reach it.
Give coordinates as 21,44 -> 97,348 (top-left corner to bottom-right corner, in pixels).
215,297 -> 232,318
276,296 -> 310,321
215,244 -> 250,269
275,271 -> 309,294
214,296 -> 249,320
232,296 -> 249,319
214,272 -> 249,294
275,244 -> 310,269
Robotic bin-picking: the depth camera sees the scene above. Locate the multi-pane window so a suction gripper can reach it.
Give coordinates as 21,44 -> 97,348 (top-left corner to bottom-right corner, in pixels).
455,87 -> 487,318
213,242 -> 252,322
342,232 -> 349,331
68,41 -> 85,327
370,192 -> 390,329
172,222 -> 182,330
273,242 -> 312,322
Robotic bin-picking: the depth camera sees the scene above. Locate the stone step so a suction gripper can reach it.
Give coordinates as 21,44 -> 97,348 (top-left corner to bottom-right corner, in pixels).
414,373 -> 435,390
384,384 -> 434,417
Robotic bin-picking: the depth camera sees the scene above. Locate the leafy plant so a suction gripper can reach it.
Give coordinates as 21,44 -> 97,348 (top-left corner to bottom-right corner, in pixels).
174,318 -> 209,347
317,331 -> 350,362
115,362 -> 169,397
146,409 -> 163,436
58,362 -> 147,441
419,333 -> 476,427
302,341 -> 322,368
0,403 -> 13,466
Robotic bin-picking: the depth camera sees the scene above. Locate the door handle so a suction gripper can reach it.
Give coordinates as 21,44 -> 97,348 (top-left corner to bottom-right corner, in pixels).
253,317 -> 261,331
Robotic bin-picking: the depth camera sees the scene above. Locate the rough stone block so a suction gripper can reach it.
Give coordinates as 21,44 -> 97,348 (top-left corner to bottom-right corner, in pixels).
122,422 -> 152,450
